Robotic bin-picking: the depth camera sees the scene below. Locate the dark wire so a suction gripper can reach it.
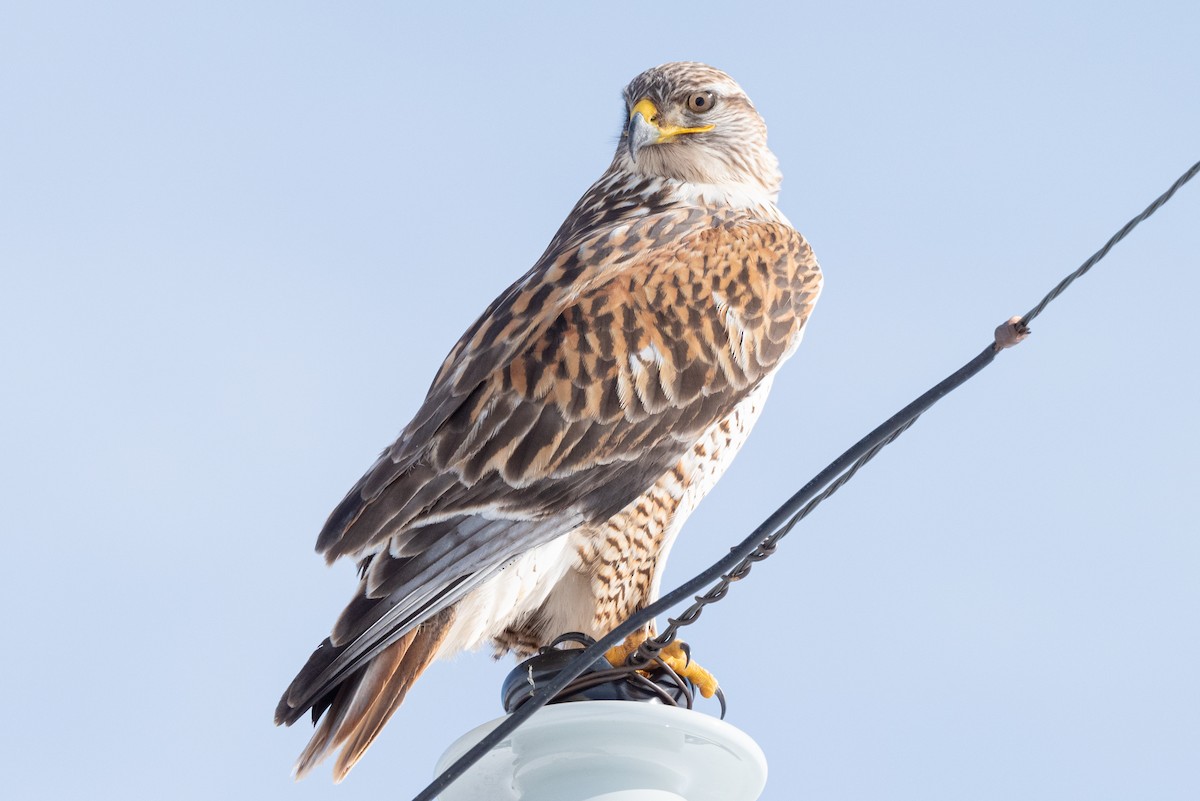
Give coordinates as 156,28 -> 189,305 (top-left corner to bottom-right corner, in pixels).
410,157 -> 1199,801
628,156 -> 1200,666
1021,159 -> 1200,326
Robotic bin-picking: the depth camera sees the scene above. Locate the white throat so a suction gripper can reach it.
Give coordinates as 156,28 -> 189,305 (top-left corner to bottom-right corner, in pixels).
668,179 -> 787,221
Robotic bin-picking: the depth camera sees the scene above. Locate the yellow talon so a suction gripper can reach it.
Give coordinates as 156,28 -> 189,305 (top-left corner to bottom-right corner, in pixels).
603,633 -> 720,699
658,641 -> 719,699
603,636 -> 640,670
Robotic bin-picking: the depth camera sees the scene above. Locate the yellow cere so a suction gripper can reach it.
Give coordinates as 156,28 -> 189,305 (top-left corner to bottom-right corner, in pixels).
630,97 -> 660,122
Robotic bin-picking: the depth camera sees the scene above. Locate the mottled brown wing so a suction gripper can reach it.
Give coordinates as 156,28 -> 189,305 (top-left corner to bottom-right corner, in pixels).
277,216 -> 820,723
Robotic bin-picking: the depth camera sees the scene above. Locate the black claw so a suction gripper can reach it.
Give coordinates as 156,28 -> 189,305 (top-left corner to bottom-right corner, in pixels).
715,686 -> 728,719
678,641 -> 692,667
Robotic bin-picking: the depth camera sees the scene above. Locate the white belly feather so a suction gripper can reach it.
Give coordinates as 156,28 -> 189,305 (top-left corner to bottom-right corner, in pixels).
438,377 -> 776,659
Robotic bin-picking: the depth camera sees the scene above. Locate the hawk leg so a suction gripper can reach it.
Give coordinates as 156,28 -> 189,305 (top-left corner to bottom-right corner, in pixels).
604,632 -> 719,699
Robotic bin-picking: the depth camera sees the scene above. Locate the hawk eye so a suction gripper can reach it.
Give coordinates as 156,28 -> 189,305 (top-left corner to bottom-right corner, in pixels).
686,91 -> 716,113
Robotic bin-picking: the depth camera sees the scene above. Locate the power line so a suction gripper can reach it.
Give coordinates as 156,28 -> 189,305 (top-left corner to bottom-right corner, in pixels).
1022,159 -> 1200,326
411,157 -> 1199,801
629,157 -> 1200,668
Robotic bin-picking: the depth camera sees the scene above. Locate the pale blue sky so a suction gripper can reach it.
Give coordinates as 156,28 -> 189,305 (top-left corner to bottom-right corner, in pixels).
2,2 -> 1198,799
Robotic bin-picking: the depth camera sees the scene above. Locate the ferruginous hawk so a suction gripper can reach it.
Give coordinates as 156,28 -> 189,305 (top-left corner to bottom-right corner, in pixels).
275,61 -> 822,781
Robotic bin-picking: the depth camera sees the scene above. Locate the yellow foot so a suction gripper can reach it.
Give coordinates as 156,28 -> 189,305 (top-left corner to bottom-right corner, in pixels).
604,633 -> 720,699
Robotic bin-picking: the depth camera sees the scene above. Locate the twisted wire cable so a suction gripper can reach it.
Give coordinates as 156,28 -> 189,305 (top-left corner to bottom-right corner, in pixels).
632,157 -> 1200,667
411,157 -> 1199,801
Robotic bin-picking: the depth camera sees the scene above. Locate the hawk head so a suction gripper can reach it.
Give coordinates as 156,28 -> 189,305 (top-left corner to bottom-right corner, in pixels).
618,62 -> 782,202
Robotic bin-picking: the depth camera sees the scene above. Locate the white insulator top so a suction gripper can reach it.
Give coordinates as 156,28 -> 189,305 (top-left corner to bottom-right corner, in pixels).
434,701 -> 767,801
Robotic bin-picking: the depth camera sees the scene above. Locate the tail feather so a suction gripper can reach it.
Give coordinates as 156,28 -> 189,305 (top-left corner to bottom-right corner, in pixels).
332,612 -> 452,781
288,608 -> 455,782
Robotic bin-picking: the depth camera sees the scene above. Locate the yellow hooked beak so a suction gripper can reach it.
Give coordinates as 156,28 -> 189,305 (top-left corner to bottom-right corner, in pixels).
627,98 -> 714,161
